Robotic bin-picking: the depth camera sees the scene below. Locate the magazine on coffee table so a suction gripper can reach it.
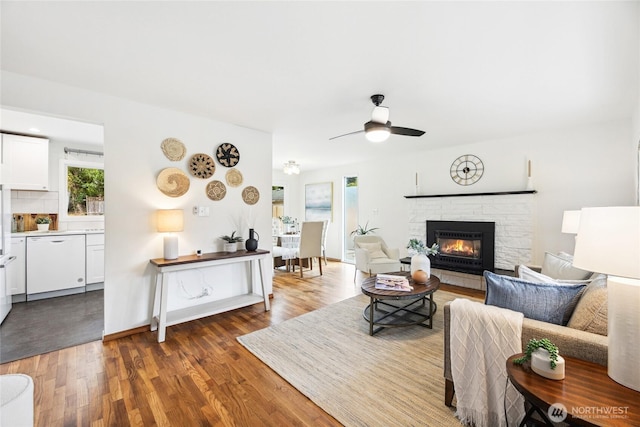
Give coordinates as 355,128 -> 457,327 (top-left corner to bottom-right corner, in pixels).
375,274 -> 413,292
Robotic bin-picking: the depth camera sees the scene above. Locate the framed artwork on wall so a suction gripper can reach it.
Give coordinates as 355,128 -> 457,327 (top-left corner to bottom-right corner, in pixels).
305,182 -> 333,222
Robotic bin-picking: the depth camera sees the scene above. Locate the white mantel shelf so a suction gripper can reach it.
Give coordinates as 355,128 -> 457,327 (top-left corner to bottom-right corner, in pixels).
404,190 -> 537,199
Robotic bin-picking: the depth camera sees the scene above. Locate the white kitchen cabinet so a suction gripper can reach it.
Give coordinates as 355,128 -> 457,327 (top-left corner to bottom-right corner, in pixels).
1,133 -> 49,191
86,233 -> 104,284
26,234 -> 85,299
8,237 -> 25,295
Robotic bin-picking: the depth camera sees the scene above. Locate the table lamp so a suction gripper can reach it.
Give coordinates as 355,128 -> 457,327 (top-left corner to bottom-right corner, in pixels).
572,206 -> 640,392
157,209 -> 184,260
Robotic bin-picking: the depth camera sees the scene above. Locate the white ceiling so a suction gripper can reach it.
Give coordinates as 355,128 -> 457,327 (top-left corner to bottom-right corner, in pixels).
1,2 -> 638,171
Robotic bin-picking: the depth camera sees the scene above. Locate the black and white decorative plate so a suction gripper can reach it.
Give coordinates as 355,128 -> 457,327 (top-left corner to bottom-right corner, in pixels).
216,143 -> 240,167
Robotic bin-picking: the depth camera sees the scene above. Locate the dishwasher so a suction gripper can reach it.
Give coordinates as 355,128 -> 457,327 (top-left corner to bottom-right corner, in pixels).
26,234 -> 86,300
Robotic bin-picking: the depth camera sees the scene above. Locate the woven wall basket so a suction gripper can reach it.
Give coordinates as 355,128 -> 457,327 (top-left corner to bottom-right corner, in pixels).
206,180 -> 227,201
157,167 -> 190,197
225,169 -> 243,187
160,138 -> 186,161
242,186 -> 260,205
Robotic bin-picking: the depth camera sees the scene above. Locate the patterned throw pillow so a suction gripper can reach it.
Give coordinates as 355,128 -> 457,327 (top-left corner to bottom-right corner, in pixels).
566,274 -> 608,336
484,271 -> 586,325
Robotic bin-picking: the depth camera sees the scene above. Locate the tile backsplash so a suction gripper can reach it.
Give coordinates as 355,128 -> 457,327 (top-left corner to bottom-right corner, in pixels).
11,190 -> 104,232
11,190 -> 58,213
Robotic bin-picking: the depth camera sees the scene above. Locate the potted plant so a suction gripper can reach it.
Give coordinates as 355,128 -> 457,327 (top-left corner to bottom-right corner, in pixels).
350,221 -> 379,236
220,231 -> 243,252
406,239 -> 439,281
513,338 -> 565,380
35,216 -> 52,231
279,216 -> 297,234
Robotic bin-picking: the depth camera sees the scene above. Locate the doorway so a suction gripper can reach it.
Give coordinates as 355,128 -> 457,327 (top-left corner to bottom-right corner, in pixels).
0,108 -> 105,363
343,176 -> 358,263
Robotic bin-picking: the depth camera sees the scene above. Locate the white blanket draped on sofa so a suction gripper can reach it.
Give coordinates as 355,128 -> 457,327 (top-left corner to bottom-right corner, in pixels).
450,298 -> 526,427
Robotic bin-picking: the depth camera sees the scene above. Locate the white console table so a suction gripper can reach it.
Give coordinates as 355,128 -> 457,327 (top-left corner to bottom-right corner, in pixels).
150,249 -> 270,343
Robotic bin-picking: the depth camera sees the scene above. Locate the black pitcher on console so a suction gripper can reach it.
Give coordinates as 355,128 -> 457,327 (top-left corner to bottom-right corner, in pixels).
245,228 -> 259,251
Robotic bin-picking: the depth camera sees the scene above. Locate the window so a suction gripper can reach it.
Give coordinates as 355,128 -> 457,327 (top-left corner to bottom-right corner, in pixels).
59,159 -> 104,222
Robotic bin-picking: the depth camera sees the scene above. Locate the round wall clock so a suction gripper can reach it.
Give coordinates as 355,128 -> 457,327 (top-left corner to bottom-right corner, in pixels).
450,154 -> 484,186
216,143 -> 240,167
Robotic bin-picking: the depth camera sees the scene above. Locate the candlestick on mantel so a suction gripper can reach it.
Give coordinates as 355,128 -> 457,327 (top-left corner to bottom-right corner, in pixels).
526,160 -> 534,190
415,172 -> 420,195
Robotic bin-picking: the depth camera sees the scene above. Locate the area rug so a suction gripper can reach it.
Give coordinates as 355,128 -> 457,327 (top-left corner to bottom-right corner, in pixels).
238,290 -> 464,426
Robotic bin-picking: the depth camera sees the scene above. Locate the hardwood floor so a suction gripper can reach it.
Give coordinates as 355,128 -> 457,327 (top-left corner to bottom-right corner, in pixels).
0,262 -> 483,426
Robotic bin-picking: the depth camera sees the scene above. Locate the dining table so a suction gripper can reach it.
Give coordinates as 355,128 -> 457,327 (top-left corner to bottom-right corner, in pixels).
275,234 -> 300,271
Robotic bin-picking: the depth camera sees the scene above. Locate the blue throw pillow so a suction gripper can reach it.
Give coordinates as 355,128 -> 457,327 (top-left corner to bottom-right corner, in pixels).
484,271 -> 586,325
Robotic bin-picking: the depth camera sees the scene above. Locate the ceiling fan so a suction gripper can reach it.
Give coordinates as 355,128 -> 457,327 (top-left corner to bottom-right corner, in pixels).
329,94 -> 425,142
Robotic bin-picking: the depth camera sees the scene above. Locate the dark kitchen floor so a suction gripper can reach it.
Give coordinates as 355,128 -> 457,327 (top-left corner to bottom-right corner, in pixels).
0,289 -> 103,364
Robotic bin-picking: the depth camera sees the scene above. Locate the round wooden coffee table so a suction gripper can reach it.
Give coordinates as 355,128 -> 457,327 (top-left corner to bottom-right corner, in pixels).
361,271 -> 440,336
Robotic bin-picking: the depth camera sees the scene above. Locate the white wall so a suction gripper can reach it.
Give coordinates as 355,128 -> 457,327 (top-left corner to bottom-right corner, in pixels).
634,3 -> 640,205
2,71 -> 273,335
292,119 -> 636,266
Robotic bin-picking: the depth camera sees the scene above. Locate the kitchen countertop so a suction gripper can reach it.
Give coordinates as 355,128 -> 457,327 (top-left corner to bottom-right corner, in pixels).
11,229 -> 104,237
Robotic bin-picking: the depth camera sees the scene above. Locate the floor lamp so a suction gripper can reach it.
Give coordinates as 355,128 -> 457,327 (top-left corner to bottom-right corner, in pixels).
572,206 -> 640,392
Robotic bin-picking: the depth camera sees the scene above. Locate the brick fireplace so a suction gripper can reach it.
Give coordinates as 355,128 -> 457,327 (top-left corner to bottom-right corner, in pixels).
408,192 -> 535,290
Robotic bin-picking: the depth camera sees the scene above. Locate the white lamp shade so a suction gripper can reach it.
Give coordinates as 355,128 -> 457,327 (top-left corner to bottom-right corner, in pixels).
157,209 -> 184,233
561,210 -> 581,234
573,206 -> 640,279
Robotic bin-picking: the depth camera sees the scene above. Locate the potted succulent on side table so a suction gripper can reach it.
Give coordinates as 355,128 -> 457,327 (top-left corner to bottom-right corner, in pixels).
220,231 -> 243,252
35,216 -> 52,231
406,238 -> 439,282
513,338 -> 565,380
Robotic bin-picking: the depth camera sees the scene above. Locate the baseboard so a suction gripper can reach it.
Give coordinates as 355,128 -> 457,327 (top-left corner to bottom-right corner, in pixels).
103,325 -> 149,342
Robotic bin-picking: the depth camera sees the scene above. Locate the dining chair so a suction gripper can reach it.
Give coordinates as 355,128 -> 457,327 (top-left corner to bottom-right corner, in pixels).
296,221 -> 324,278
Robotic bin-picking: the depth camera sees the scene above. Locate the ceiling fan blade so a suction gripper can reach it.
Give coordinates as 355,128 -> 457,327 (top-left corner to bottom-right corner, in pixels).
371,106 -> 389,124
329,129 -> 365,140
390,126 -> 425,137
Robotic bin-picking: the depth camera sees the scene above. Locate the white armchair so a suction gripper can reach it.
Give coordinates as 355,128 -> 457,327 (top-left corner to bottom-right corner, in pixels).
353,235 -> 401,282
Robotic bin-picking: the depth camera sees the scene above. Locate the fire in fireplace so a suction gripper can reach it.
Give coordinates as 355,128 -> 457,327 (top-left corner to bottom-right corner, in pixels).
426,220 -> 495,275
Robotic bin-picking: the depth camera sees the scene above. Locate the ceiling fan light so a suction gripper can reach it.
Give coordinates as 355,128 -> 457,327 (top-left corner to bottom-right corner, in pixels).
364,120 -> 392,143
283,160 -> 300,175
366,128 -> 391,143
